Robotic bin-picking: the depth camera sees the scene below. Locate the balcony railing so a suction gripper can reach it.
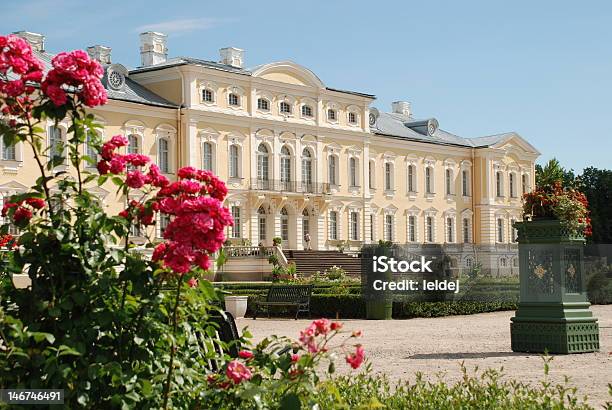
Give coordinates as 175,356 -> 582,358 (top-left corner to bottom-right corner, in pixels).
249,179 -> 331,194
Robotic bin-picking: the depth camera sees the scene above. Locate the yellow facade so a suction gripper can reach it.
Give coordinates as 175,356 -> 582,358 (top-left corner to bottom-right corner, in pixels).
1,31 -> 540,274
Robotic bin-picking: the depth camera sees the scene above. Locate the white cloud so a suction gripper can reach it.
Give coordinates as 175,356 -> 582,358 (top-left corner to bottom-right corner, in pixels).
135,18 -> 235,34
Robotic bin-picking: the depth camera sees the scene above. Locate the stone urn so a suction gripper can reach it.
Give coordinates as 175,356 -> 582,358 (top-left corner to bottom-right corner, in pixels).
224,295 -> 249,319
510,219 -> 599,353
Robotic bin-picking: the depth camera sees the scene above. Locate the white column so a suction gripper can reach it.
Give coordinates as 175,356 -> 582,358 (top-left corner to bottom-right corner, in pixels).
317,212 -> 325,250
186,119 -> 198,168
250,207 -> 259,245
296,212 -> 303,250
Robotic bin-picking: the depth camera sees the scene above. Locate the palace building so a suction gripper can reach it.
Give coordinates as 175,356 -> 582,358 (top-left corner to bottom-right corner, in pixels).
0,31 -> 540,275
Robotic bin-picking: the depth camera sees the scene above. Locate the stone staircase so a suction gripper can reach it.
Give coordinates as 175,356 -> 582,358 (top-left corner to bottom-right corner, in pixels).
285,250 -> 362,276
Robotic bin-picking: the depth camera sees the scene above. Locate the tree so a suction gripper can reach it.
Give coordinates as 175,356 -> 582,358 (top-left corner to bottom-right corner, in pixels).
535,158 -> 576,190
577,167 -> 612,243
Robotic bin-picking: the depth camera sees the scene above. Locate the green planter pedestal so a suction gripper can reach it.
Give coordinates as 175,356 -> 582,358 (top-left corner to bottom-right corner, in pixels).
510,219 -> 599,354
366,300 -> 393,320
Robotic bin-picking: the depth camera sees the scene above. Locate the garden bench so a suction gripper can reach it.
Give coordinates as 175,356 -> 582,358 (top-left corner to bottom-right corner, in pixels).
253,285 -> 313,320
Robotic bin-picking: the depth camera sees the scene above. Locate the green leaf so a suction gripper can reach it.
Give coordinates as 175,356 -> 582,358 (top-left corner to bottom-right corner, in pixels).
31,332 -> 55,344
279,393 -> 301,410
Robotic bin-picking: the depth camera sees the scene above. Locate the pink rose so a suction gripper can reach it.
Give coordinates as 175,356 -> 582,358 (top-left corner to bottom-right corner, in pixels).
226,360 -> 252,384
13,206 -> 32,225
187,277 -> 198,288
126,170 -> 146,189
238,350 -> 254,360
97,160 -> 110,175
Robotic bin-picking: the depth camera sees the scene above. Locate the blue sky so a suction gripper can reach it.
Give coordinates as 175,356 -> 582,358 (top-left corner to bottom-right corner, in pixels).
3,0 -> 611,172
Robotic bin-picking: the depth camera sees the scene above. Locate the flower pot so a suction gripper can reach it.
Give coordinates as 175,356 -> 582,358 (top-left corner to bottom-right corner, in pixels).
224,295 -> 249,319
366,300 -> 393,320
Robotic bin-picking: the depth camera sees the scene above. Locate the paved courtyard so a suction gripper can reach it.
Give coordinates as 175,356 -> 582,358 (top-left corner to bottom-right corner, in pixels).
237,305 -> 611,408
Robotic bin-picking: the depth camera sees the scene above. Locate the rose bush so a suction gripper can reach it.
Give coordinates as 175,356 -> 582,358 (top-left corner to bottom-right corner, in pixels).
0,35 -> 368,409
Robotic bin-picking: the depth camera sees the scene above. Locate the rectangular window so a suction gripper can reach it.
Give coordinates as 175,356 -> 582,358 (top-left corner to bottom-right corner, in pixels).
280,101 -> 292,114
49,126 -> 63,163
203,142 -> 213,171
349,158 -> 357,187
510,173 -> 516,198
522,174 -> 528,194
408,165 -> 415,192
229,93 -> 239,106
329,156 -> 337,186
370,214 -> 374,241
301,105 -> 313,117
229,145 -> 239,178
348,112 -> 357,124
1,140 -> 16,161
496,172 -> 503,197
446,217 -> 454,243
130,221 -> 142,238
158,138 -> 169,173
426,217 -> 433,242
158,214 -> 171,238
257,98 -> 269,110
329,211 -> 338,240
259,216 -> 267,241
462,170 -> 469,196
327,109 -> 336,121
463,218 -> 470,243
385,215 -> 393,242
231,206 -> 241,238
202,89 -> 213,102
425,167 -> 433,194
408,215 -> 416,242
445,169 -> 452,195
385,163 -> 392,191
350,212 -> 358,240
368,161 -> 374,189
497,218 -> 504,243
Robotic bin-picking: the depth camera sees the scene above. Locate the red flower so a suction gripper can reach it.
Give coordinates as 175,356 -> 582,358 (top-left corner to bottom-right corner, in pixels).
13,206 -> 32,225
187,277 -> 199,288
330,321 -> 343,331
24,197 -> 45,209
97,160 -> 110,175
238,350 -> 254,360
126,170 -> 146,189
345,345 -> 365,369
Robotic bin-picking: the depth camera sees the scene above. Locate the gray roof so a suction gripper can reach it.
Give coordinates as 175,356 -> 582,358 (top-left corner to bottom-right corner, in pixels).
13,49 -> 178,109
371,111 -> 511,148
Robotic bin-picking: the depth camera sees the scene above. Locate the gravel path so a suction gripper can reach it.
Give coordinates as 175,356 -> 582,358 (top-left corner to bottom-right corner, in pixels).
237,305 -> 611,409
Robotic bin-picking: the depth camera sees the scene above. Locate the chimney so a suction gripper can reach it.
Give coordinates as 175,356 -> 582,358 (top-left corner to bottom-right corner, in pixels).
13,31 -> 45,52
219,47 -> 244,68
139,32 -> 168,67
87,45 -> 112,65
391,101 -> 412,117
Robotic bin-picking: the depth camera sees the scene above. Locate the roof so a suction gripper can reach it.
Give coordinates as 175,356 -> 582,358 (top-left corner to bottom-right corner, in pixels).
371,110 -> 522,149
15,49 -> 179,109
130,58 -> 375,98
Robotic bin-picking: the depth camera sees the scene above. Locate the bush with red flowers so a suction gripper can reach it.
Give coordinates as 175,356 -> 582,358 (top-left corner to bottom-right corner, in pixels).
522,180 -> 592,237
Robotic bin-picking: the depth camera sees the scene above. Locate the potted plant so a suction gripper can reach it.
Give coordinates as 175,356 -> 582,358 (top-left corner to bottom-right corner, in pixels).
272,237 -> 282,247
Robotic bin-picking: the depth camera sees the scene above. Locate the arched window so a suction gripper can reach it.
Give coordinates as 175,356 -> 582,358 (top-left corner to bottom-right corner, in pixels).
258,206 -> 267,242
257,144 -> 269,184
280,101 -> 292,114
496,171 -> 503,197
425,167 -> 433,194
497,218 -> 504,243
462,170 -> 470,196
301,105 -> 313,118
302,148 -> 313,191
327,109 -> 337,121
509,173 -> 516,198
127,134 -> 139,154
408,165 -> 415,192
408,215 -> 416,242
349,157 -> 358,187
426,216 -> 434,242
203,142 -> 213,171
158,138 -> 170,173
257,98 -> 269,111
202,89 -> 214,103
463,218 -> 470,243
329,211 -> 338,240
280,207 -> 289,242
280,146 -> 291,188
328,155 -> 337,186
228,93 -> 240,106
